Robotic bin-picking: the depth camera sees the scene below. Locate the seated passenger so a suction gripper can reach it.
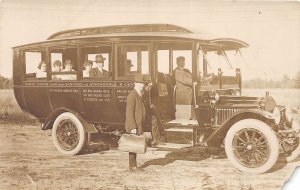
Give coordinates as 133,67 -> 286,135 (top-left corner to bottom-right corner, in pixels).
36,61 -> 47,78
82,60 -> 93,78
53,60 -> 62,72
60,60 -> 76,80
52,60 -> 62,80
89,54 -> 108,78
61,60 -> 75,72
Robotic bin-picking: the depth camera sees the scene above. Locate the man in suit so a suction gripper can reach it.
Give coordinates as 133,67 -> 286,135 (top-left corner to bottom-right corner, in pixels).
89,54 -> 109,78
125,76 -> 147,171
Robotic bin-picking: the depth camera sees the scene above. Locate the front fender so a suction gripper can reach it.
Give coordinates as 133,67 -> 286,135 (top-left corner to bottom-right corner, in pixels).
206,109 -> 275,147
41,107 -> 98,133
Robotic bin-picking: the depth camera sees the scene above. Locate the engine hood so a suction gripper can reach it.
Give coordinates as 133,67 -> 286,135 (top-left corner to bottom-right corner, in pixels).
217,95 -> 276,112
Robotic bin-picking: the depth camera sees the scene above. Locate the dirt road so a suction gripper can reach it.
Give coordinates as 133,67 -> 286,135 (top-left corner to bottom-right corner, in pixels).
0,123 -> 299,190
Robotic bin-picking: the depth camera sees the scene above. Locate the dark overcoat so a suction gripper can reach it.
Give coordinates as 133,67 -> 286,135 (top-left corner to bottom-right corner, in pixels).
125,89 -> 146,135
89,68 -> 109,78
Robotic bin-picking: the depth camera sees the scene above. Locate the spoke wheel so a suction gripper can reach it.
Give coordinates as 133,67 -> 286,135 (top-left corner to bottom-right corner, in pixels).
232,128 -> 270,168
52,112 -> 87,155
56,119 -> 80,151
225,119 -> 279,174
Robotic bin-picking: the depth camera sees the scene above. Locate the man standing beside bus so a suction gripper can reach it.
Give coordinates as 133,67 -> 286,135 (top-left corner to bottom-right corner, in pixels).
125,76 -> 147,172
90,54 -> 109,78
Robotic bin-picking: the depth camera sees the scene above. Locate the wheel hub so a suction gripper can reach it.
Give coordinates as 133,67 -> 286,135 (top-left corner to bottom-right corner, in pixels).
246,144 -> 253,150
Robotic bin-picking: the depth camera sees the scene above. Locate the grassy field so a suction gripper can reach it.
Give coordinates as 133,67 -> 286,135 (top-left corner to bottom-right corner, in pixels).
0,89 -> 299,125
0,89 -> 37,124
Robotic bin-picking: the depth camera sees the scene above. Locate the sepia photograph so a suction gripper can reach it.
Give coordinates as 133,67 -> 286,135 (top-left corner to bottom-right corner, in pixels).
0,0 -> 300,189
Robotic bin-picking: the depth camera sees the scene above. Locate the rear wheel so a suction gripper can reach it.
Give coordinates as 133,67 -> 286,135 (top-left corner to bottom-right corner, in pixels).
225,119 -> 279,174
52,112 -> 87,155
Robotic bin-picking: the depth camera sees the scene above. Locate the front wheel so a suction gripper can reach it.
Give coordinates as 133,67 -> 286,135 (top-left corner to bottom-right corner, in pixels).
225,119 -> 279,174
52,112 -> 88,155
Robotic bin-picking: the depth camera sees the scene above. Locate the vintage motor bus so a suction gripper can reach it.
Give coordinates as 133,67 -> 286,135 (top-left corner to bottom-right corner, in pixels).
13,24 -> 300,174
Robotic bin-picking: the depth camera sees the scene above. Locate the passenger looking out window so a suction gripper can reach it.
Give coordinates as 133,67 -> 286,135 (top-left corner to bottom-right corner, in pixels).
36,61 -> 47,78
89,54 -> 109,78
52,60 -> 62,80
83,60 -> 93,78
53,60 -> 62,72
60,59 -> 76,80
62,60 -> 75,72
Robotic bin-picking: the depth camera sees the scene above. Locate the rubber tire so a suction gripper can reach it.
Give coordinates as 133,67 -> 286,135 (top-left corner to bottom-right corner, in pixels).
52,112 -> 87,156
225,119 -> 279,174
286,136 -> 300,162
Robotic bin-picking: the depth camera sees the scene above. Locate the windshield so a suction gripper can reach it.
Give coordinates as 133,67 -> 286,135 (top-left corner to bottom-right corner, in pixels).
200,49 -> 246,77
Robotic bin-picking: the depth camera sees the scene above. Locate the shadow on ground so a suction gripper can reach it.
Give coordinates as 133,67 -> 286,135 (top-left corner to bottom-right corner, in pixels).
140,147 -> 226,168
79,133 -> 119,155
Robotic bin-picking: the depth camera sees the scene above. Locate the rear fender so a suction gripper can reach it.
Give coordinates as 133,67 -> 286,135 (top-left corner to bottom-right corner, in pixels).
206,109 -> 275,147
41,108 -> 98,133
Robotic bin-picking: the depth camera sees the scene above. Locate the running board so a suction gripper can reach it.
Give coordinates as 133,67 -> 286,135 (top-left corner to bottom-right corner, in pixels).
155,143 -> 192,149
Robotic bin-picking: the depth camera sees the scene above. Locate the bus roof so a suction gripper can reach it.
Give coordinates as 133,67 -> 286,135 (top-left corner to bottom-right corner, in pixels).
13,24 -> 249,49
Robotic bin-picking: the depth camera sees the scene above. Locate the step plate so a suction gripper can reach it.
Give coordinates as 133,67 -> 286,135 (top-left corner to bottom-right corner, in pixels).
165,129 -> 193,144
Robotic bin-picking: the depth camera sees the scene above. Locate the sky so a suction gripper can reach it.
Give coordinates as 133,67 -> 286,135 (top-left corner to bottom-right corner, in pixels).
0,0 -> 299,80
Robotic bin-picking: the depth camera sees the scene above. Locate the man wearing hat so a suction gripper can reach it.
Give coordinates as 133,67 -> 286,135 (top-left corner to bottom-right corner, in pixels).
89,54 -> 109,78
125,75 -> 147,171
174,56 -> 192,95
173,56 -> 195,118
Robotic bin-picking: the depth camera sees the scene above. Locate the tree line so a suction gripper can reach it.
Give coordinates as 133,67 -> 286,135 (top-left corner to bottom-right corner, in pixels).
0,71 -> 300,89
243,71 -> 300,89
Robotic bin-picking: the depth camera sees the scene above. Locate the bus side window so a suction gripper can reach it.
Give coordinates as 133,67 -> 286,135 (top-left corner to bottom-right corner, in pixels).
25,51 -> 47,79
117,45 -> 150,78
50,48 -> 77,80
81,45 -> 112,79
86,53 -> 111,78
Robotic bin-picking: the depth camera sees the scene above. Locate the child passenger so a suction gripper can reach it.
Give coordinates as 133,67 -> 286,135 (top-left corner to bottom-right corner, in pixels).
53,60 -> 62,72
62,60 -> 75,72
60,59 -> 76,80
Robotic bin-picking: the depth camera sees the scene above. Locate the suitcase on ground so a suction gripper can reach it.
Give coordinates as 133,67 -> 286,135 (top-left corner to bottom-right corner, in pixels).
118,134 -> 147,154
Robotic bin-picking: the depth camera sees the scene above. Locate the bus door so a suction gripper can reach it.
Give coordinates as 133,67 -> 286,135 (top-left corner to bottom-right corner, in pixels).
22,48 -> 52,119
155,48 -> 175,122
155,42 -> 193,121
